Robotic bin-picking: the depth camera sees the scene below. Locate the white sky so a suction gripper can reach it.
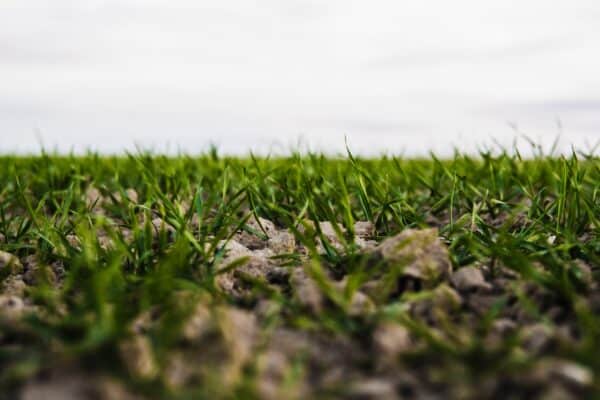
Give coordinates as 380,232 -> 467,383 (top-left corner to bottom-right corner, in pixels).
1,0 -> 599,155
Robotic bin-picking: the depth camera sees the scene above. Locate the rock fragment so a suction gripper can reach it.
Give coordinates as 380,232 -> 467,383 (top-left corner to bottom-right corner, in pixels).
346,290 -> 376,316
113,188 -> 139,204
410,284 -> 462,324
182,302 -> 212,342
268,230 -> 295,254
21,374 -> 91,400
354,221 -> 375,238
450,266 -> 492,292
290,267 -> 324,313
347,379 -> 397,400
167,305 -> 259,388
119,335 -> 158,380
0,294 -> 26,320
21,373 -> 142,400
85,186 -> 104,211
151,217 -> 176,237
1,276 -> 27,297
236,216 -> 277,249
373,322 -> 411,366
213,239 -> 284,296
552,361 -> 594,389
332,278 -> 376,316
219,308 -> 257,377
298,220 -> 348,252
573,260 -> 594,287
375,228 -> 451,284
527,358 -> 593,396
521,323 -> 553,354
0,250 -> 23,274
256,350 -> 296,400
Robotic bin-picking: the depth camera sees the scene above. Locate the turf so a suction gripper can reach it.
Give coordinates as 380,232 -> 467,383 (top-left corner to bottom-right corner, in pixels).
0,147 -> 599,399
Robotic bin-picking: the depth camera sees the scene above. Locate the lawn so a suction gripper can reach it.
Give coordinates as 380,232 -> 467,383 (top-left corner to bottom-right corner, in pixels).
1,148 -> 599,399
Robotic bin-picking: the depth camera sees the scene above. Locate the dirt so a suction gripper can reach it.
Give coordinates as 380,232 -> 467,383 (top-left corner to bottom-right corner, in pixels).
2,212 -> 597,399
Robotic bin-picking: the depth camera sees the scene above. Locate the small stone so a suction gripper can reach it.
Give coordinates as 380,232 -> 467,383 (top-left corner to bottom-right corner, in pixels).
373,322 -> 411,365
521,323 -> 553,354
551,361 -> 593,389
164,305 -> 259,388
163,352 -> 192,389
332,278 -> 376,316
354,221 -> 375,238
318,221 -> 345,238
182,302 -> 212,341
466,291 -> 501,316
300,220 -> 348,252
236,216 -> 277,249
375,228 -> 451,284
255,299 -> 281,320
485,318 -> 518,348
538,384 -> 576,400
119,335 -> 158,380
22,373 -> 140,400
65,234 -> 82,250
213,240 -> 277,296
23,262 -> 57,286
0,295 -> 25,320
248,216 -> 277,237
573,260 -> 594,287
318,221 -> 346,247
410,283 -> 462,323
347,290 -> 376,316
347,379 -> 396,400
0,250 -> 23,274
431,283 -> 463,311
21,374 -> 90,400
129,309 -> 156,334
267,230 -> 295,254
113,188 -> 139,204
290,267 -> 324,313
492,318 -> 517,335
218,307 -> 258,384
151,217 -> 176,236
450,266 -> 492,292
256,350 -> 292,400
1,276 -> 27,296
354,237 -> 378,251
219,239 -> 252,261
98,234 -> 115,251
85,186 -> 104,210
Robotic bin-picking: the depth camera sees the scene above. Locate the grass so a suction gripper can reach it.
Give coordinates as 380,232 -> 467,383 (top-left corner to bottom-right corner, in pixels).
0,146 -> 599,399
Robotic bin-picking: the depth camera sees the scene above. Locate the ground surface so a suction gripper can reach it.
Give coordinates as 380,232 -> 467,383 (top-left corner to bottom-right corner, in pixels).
1,150 -> 599,399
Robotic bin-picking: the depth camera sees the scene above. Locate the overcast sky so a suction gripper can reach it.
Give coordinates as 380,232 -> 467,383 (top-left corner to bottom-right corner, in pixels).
1,1 -> 599,155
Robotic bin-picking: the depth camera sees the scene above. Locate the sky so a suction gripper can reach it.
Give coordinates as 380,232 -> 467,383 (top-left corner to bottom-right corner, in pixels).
1,0 -> 599,156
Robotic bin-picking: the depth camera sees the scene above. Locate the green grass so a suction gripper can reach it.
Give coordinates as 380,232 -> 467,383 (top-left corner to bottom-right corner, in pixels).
0,147 -> 599,399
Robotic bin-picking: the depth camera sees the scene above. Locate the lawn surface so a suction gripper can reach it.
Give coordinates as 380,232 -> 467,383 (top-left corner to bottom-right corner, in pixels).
1,149 -> 599,399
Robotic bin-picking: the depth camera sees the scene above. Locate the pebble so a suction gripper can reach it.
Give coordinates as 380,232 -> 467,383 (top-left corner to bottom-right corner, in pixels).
347,379 -> 397,400
450,266 -> 492,292
290,267 -> 324,313
119,335 -> 158,380
0,250 -> 23,274
376,228 -> 451,285
354,221 -> 375,238
0,294 -> 26,320
373,322 -> 411,364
